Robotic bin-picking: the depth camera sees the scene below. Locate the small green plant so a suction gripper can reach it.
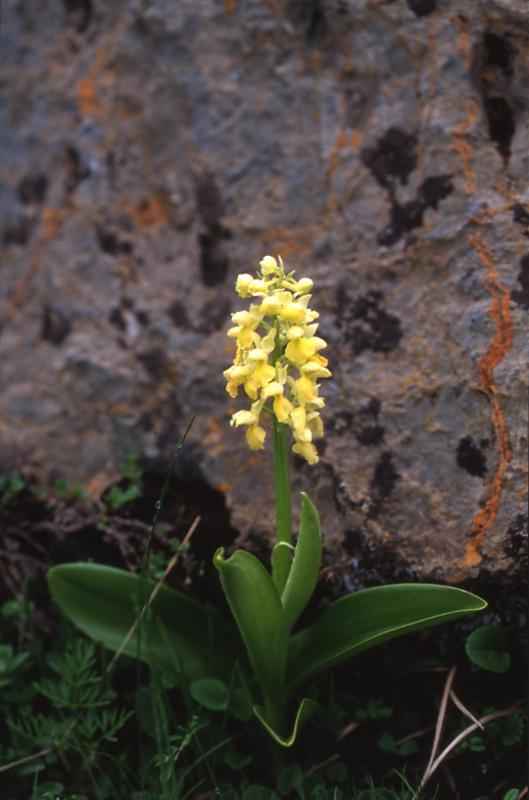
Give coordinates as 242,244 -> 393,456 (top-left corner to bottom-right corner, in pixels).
48,255 -> 487,747
5,639 -> 131,761
465,623 -> 511,672
0,470 -> 26,503
103,452 -> 143,510
51,477 -> 87,502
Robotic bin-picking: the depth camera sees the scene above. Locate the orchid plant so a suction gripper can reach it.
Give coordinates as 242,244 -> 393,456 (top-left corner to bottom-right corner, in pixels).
48,255 -> 486,747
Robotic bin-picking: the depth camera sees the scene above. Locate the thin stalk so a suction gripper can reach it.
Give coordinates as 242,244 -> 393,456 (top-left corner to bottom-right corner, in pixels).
271,416 -> 292,592
271,321 -> 292,593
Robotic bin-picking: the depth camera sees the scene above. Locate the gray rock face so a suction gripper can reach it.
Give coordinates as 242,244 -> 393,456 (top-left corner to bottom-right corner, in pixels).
1,0 -> 527,582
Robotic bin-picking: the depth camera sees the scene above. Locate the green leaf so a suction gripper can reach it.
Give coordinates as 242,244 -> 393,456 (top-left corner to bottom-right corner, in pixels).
48,563 -> 245,685
288,584 -> 487,689
253,697 -> 319,748
190,677 -> 229,710
281,492 -> 322,631
214,548 -> 287,726
465,624 -> 511,672
502,790 -> 520,800
490,714 -> 523,747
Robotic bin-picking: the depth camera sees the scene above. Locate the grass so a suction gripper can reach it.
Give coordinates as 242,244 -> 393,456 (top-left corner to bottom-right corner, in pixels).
0,446 -> 526,799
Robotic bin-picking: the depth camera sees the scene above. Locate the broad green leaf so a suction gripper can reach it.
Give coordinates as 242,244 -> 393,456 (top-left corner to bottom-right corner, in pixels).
190,678 -> 229,710
465,624 -> 511,672
288,584 -> 486,689
48,563 -> 244,684
214,548 -> 287,722
281,492 -> 322,631
253,697 -> 319,748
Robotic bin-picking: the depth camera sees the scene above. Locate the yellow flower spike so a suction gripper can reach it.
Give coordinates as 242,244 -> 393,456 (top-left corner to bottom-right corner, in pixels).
226,254 -> 331,464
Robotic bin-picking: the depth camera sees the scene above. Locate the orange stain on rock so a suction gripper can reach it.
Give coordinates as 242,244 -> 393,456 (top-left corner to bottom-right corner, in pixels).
464,230 -> 514,568
452,103 -> 479,195
125,194 -> 171,228
326,129 -> 362,180
76,48 -> 110,120
220,0 -> 237,11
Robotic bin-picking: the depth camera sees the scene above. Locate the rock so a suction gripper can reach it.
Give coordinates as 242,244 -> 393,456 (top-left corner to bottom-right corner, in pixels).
0,0 -> 527,584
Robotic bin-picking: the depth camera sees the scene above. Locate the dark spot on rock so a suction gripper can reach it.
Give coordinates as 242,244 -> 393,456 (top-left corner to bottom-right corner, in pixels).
42,305 -> 71,346
407,0 -> 436,15
362,128 -> 418,190
504,514 -> 528,563
64,145 -> 90,195
364,397 -> 381,417
137,348 -> 170,381
135,309 -> 149,327
419,174 -> 453,210
336,290 -> 403,354
329,410 -> 354,434
378,174 -> 453,246
371,452 -> 398,499
287,0 -> 327,45
356,424 -> 385,446
167,299 -> 189,328
121,297 -> 134,310
62,0 -> 93,33
109,307 -> 126,332
139,412 -> 153,432
198,232 -> 230,287
512,203 -> 529,229
369,451 -> 399,516
354,397 -> 384,445
456,436 -> 487,477
195,174 -> 230,287
195,174 -> 224,230
96,227 -> 133,256
2,216 -> 34,246
484,97 -> 515,161
479,32 -> 516,162
342,530 -> 416,592
378,199 -> 424,246
17,174 -> 48,205
483,32 -> 514,79
195,296 -> 232,335
479,438 -> 490,448
511,254 -> 529,310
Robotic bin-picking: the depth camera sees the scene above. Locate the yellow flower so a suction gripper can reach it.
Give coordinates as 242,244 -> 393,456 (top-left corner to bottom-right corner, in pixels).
292,440 -> 319,464
246,424 -> 266,450
225,254 -> 331,464
235,273 -> 254,298
294,374 -> 315,404
259,255 -> 280,276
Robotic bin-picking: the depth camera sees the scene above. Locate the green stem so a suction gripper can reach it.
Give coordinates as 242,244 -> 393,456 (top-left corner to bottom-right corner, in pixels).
272,414 -> 292,593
